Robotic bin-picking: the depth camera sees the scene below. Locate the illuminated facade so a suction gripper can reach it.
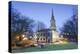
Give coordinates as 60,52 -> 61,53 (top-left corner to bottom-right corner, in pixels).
33,9 -> 60,44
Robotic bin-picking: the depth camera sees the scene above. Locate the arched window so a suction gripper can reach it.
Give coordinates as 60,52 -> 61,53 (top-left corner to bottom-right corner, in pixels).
37,38 -> 39,40
41,38 -> 42,40
43,38 -> 45,40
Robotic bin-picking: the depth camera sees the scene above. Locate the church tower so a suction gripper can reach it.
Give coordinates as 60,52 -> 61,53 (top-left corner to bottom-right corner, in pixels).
50,9 -> 59,43
50,9 -> 56,31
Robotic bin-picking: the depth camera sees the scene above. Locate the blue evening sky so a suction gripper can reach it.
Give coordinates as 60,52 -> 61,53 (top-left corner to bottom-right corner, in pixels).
11,1 -> 77,32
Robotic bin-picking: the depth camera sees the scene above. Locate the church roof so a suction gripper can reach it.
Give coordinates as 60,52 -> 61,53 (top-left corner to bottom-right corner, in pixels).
37,28 -> 52,32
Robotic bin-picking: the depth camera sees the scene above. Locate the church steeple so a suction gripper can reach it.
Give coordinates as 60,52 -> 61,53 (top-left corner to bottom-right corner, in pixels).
50,9 -> 56,31
51,9 -> 55,21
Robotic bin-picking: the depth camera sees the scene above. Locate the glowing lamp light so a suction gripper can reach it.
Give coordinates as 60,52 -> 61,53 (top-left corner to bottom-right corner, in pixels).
23,38 -> 28,40
22,34 -> 25,37
16,36 -> 19,39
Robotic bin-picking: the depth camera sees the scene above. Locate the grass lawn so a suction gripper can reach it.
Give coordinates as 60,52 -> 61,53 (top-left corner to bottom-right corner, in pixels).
12,43 -> 78,53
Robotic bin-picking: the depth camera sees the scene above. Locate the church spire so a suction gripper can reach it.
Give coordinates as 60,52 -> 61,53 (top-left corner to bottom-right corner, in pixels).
51,9 -> 55,20
52,9 -> 53,16
50,9 -> 56,31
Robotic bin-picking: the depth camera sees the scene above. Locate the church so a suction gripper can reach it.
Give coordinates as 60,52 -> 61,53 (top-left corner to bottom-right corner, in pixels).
14,9 -> 68,48
33,9 -> 60,44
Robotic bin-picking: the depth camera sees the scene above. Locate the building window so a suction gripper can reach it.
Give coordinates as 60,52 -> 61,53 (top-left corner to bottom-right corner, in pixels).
41,38 -> 42,40
43,38 -> 45,40
37,38 -> 39,40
